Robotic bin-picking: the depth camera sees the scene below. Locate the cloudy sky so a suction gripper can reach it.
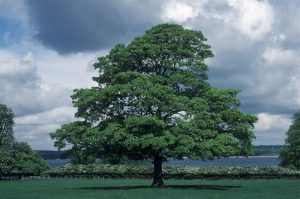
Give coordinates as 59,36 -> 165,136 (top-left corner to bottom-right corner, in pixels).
0,0 -> 299,149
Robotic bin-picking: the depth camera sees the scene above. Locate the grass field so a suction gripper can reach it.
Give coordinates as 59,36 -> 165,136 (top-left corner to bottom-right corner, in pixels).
0,178 -> 300,199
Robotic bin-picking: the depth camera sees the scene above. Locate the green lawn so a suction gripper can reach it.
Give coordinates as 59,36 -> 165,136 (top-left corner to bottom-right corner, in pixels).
0,178 -> 299,199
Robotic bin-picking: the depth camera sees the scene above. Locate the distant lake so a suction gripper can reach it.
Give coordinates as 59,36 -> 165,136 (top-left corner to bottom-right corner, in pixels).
164,156 -> 281,167
47,156 -> 281,168
47,159 -> 71,168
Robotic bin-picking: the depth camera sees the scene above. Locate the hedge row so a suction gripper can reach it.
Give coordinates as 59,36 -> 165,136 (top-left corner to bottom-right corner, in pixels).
43,164 -> 300,179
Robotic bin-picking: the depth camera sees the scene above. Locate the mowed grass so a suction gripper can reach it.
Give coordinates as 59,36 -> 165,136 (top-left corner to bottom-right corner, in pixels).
0,178 -> 300,199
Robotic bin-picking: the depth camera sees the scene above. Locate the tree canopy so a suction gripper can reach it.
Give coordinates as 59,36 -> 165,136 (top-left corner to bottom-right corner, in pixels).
0,104 -> 15,177
12,142 -> 49,175
280,111 -> 300,170
50,24 -> 257,186
0,104 -> 15,149
0,104 -> 48,177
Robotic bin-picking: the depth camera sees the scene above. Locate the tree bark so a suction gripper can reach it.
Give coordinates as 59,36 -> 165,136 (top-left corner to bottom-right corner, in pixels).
151,153 -> 164,187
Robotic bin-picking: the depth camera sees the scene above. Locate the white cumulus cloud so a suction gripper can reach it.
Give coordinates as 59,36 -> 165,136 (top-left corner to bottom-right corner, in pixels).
0,50 -> 72,116
14,106 -> 76,149
15,106 -> 76,125
225,0 -> 274,40
161,1 -> 199,23
254,113 -> 291,145
251,47 -> 300,110
176,0 -> 275,41
0,50 -> 36,77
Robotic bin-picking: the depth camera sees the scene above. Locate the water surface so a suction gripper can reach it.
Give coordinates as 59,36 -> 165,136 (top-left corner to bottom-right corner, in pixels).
47,156 -> 281,168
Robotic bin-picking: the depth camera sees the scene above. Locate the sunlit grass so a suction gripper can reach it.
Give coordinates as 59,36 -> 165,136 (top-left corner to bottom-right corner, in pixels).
0,178 -> 300,199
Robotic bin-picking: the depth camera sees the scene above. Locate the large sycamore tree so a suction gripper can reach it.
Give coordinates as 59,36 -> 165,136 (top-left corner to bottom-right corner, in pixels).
280,111 -> 300,170
51,24 -> 257,186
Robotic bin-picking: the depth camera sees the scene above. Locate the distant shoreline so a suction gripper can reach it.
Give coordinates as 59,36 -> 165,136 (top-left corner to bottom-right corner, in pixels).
230,156 -> 279,158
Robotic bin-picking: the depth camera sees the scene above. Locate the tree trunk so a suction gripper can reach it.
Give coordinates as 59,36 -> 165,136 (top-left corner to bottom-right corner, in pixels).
151,153 -> 164,187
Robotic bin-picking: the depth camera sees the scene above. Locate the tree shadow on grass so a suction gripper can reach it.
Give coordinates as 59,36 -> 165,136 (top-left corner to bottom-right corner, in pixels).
69,184 -> 241,191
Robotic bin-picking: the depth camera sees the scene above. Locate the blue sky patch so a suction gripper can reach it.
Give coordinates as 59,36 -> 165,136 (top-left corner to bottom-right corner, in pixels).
0,17 -> 24,48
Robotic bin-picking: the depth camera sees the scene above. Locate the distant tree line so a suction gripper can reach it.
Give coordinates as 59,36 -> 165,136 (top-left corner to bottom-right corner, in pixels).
36,150 -> 72,160
252,145 -> 286,156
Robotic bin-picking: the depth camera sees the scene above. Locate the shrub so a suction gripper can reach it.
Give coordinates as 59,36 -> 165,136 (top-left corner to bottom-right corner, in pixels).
44,164 -> 300,179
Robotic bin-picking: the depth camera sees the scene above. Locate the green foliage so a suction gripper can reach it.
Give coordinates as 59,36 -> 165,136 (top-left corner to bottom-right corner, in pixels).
0,104 -> 49,176
50,122 -> 98,164
0,149 -> 14,175
0,104 -> 15,149
1,142 -> 49,176
0,104 -> 15,176
253,145 -> 285,156
51,24 -> 257,166
280,112 -> 300,170
11,142 -> 49,175
44,164 -> 300,179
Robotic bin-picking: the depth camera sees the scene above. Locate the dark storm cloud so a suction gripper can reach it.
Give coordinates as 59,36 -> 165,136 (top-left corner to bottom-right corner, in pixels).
25,0 -> 300,116
271,1 -> 300,52
25,0 -> 162,54
209,44 -> 300,116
